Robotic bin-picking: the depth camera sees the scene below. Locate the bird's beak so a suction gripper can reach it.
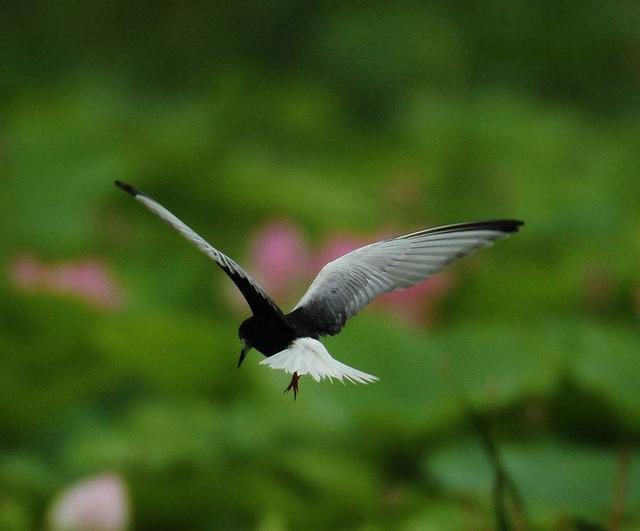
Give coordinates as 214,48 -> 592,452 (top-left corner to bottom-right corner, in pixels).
238,340 -> 251,368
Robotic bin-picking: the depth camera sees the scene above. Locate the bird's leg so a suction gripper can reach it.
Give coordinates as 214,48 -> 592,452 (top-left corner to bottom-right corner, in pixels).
284,372 -> 300,400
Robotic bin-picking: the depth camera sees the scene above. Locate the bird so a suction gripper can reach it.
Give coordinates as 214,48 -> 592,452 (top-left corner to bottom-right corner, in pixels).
115,181 -> 523,399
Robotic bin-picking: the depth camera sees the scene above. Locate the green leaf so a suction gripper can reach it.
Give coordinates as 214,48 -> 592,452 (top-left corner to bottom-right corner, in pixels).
426,438 -> 640,526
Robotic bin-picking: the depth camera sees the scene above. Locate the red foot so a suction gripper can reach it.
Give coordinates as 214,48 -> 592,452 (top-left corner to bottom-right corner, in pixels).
284,372 -> 300,400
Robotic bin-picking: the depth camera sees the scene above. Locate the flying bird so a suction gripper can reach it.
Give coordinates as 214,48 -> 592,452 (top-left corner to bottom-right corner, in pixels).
115,181 -> 523,399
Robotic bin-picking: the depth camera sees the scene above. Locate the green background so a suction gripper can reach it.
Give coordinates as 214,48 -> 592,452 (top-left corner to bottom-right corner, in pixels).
2,1 -> 640,529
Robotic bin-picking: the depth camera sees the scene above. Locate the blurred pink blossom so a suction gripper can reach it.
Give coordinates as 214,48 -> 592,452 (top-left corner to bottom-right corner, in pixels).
377,273 -> 453,326
48,473 -> 129,531
9,256 -> 123,311
249,220 -> 312,297
226,220 -> 311,312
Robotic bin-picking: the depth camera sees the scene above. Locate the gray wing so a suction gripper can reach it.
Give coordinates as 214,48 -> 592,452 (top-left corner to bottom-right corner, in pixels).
288,220 -> 523,336
115,181 -> 283,318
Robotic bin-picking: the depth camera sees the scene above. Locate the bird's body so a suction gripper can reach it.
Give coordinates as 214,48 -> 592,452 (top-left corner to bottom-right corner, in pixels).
238,313 -> 295,357
115,180 -> 523,398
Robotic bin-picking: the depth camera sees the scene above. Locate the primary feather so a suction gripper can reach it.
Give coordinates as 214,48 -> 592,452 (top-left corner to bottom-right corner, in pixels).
288,220 -> 523,336
115,180 -> 283,318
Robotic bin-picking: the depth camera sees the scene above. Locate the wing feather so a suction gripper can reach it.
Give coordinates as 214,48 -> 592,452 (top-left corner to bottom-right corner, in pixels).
288,219 -> 523,336
115,181 -> 283,318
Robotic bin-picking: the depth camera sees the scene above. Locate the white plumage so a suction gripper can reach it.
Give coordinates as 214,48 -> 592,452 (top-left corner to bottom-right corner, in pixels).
260,338 -> 378,384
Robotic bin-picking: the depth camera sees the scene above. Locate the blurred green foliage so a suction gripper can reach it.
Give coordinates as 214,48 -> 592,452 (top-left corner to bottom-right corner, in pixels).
2,1 -> 640,529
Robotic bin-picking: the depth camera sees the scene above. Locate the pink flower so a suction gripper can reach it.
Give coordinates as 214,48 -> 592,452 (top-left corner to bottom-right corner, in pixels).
9,256 -> 123,311
10,256 -> 42,290
225,220 -> 311,313
249,221 -> 312,298
377,272 -> 453,325
48,473 -> 129,531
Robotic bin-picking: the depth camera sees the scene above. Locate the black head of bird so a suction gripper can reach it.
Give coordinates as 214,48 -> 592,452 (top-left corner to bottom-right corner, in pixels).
115,181 -> 523,400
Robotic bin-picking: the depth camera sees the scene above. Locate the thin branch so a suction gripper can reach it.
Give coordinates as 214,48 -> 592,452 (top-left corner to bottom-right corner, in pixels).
439,354 -> 527,531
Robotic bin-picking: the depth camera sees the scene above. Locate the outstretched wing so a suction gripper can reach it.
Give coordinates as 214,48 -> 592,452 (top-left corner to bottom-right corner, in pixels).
115,181 -> 283,318
288,220 -> 523,336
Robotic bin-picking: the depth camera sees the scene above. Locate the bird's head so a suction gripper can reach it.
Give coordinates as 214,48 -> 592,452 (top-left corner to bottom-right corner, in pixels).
237,317 -> 254,367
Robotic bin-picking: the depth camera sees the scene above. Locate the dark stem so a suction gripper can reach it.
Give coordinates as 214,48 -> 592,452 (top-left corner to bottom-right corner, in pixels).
609,444 -> 632,531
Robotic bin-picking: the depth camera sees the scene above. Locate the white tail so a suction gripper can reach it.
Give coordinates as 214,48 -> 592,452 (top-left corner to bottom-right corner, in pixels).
260,338 -> 379,384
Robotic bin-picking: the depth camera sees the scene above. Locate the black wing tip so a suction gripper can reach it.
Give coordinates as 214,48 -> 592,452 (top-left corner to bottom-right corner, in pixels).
482,219 -> 524,234
114,180 -> 141,197
426,219 -> 524,236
